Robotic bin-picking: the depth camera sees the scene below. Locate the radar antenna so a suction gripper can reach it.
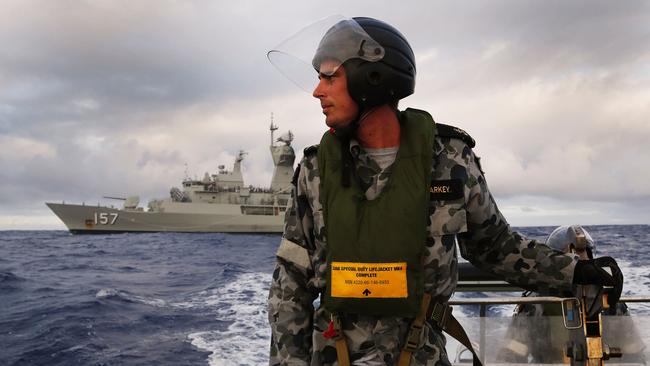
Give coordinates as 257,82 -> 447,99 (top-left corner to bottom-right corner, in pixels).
236,150 -> 248,162
277,130 -> 294,146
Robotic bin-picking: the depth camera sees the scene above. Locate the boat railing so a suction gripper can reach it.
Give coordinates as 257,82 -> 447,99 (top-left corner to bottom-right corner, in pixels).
451,263 -> 650,365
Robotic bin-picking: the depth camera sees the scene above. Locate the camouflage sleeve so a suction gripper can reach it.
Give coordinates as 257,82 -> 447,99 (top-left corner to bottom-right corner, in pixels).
436,137 -> 578,290
268,159 -> 319,365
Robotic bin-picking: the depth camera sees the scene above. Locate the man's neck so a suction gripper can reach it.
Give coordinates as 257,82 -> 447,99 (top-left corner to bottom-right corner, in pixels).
356,105 -> 400,148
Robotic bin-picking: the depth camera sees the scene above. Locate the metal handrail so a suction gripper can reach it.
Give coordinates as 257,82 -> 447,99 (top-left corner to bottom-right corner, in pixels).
447,295 -> 650,362
449,296 -> 650,306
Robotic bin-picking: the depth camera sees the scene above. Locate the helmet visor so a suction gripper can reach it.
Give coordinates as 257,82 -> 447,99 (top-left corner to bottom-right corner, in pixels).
546,225 -> 596,257
267,15 -> 385,93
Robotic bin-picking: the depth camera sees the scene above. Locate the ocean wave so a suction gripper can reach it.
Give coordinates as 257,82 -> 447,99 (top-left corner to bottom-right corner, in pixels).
617,259 -> 650,314
0,271 -> 25,291
185,272 -> 272,366
0,271 -> 24,283
4,229 -> 650,365
117,265 -> 143,273
96,288 -> 168,308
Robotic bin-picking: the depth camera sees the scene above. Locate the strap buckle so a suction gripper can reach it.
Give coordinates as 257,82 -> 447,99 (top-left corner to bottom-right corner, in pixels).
331,313 -> 345,341
429,302 -> 452,329
403,322 -> 423,352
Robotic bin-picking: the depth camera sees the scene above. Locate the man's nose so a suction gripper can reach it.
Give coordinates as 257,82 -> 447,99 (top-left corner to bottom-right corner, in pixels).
312,80 -> 324,99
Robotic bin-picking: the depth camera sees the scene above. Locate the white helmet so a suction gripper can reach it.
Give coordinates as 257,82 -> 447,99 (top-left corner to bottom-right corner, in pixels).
546,225 -> 595,259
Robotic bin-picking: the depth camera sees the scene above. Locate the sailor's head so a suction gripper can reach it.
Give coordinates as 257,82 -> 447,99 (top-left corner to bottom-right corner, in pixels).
311,17 -> 416,128
546,225 -> 595,260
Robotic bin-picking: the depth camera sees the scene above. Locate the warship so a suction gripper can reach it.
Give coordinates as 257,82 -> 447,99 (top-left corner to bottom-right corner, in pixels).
47,121 -> 295,234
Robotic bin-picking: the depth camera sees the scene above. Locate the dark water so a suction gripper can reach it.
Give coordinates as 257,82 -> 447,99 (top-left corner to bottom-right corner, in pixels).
1,226 -> 649,365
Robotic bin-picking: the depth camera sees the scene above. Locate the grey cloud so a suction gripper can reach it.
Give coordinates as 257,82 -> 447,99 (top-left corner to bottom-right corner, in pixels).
136,149 -> 183,169
0,0 -> 295,138
1,136 -> 181,206
390,1 -> 650,97
1,0 -> 649,227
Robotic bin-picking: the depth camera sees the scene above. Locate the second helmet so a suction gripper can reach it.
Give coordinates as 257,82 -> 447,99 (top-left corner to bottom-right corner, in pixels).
546,225 -> 595,259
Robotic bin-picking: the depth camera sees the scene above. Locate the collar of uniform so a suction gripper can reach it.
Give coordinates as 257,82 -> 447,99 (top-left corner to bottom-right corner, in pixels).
348,139 -> 372,170
348,139 -> 385,193
349,138 -> 362,157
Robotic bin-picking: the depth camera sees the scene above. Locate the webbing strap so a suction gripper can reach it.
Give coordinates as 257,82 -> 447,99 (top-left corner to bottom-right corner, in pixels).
446,315 -> 482,366
334,339 -> 350,366
399,294 -> 483,366
397,293 -> 432,366
333,314 -> 350,366
335,296 -> 483,366
428,303 -> 483,366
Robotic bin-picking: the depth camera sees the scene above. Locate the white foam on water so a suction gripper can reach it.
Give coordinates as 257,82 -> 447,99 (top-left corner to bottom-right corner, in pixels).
618,259 -> 650,313
96,288 -> 119,298
95,287 -> 168,307
184,272 -> 271,366
181,260 -> 649,365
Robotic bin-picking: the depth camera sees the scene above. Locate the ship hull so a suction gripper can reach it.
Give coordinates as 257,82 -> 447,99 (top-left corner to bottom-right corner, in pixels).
46,202 -> 284,234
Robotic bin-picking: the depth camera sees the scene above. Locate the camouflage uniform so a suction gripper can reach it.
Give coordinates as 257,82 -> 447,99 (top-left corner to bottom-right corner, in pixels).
268,121 -> 578,366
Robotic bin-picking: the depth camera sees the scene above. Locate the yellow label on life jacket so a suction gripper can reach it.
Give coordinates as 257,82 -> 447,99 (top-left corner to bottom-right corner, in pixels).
330,261 -> 408,298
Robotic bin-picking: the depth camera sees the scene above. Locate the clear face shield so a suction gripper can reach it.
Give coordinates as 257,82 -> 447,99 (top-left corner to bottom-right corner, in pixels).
546,225 -> 596,259
267,15 -> 385,93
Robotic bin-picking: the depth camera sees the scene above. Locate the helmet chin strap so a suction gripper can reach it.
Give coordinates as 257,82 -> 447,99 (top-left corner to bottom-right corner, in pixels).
332,120 -> 358,140
332,105 -> 379,139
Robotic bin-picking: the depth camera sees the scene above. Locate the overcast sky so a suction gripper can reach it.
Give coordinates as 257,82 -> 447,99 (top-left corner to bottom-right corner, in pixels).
1,0 -> 649,229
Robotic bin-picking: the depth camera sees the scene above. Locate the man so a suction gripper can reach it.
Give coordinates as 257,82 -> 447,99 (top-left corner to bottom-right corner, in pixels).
267,17 -> 623,366
500,225 -> 639,364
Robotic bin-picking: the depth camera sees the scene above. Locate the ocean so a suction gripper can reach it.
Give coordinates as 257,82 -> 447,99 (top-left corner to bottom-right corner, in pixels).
1,225 -> 649,365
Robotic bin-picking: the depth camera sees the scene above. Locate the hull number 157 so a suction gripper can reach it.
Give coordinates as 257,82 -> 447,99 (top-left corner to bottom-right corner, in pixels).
94,212 -> 118,225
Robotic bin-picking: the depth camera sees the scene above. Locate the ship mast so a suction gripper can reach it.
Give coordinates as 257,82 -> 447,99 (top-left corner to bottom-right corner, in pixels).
270,112 -> 278,147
